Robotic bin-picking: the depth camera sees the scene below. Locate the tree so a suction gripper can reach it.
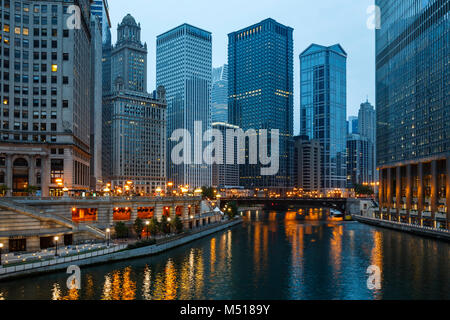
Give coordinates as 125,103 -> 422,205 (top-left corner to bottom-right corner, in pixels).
160,216 -> 171,234
148,217 -> 160,237
0,185 -> 9,196
225,201 -> 238,219
24,185 -> 40,196
114,222 -> 129,239
201,186 -> 216,199
172,216 -> 183,234
133,218 -> 144,239
354,184 -> 374,196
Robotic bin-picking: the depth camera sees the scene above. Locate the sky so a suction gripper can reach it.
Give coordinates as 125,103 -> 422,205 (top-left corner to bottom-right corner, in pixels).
109,0 -> 376,135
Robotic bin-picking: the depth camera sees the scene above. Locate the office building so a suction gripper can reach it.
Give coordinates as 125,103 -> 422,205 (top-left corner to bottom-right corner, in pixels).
346,134 -> 373,187
376,0 -> 449,228
211,64 -> 228,123
211,122 -> 240,188
102,15 -> 167,195
300,44 -> 347,191
228,18 -> 294,189
358,99 -> 376,182
294,135 -> 321,193
348,116 -> 358,134
0,0 -> 93,196
156,24 -> 212,188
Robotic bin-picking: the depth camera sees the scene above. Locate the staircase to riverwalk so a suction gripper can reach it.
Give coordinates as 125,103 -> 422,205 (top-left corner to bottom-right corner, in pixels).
0,199 -> 105,239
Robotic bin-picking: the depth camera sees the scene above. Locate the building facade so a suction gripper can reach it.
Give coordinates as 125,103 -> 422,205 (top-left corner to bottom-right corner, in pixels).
228,18 -> 294,189
156,24 -> 212,188
293,135 -> 321,193
211,64 -> 228,123
300,44 -> 347,191
376,0 -> 449,229
211,122 -> 239,188
103,15 -> 166,195
358,99 -> 376,182
347,116 -> 358,134
346,134 -> 372,187
0,0 -> 93,197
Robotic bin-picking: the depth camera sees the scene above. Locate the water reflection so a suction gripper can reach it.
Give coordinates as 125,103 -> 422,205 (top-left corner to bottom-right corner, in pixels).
0,209 -> 449,300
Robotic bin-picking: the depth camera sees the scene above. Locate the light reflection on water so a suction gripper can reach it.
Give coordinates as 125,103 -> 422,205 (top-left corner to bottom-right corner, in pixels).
0,209 -> 449,300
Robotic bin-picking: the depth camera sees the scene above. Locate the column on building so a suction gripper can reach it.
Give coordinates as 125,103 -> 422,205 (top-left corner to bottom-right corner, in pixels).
6,155 -> 13,196
41,156 -> 50,197
446,157 -> 450,228
396,166 -> 401,220
29,155 -> 36,186
406,164 -> 412,223
431,160 -> 438,226
418,162 -> 424,225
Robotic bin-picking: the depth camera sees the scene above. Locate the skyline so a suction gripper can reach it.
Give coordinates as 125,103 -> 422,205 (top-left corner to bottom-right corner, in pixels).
109,0 -> 376,134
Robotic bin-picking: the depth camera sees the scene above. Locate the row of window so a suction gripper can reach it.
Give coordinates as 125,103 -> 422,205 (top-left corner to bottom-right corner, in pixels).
2,99 -> 69,108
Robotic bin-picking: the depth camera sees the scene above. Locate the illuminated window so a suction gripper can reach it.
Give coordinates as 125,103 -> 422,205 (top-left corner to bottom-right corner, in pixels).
23,28 -> 29,36
3,25 -> 10,33
14,27 -> 21,35
51,64 -> 58,72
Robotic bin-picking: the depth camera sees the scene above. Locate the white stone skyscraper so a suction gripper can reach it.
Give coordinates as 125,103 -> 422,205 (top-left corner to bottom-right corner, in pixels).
156,24 -> 212,188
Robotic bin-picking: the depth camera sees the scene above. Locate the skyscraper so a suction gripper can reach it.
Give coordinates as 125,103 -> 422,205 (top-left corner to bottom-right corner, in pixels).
294,136 -> 321,193
347,116 -> 358,134
0,0 -> 93,197
211,64 -> 228,123
156,24 -> 212,188
103,15 -> 167,194
228,18 -> 294,189
212,122 -> 240,188
346,134 -> 372,187
300,44 -> 347,191
376,0 -> 449,229
111,14 -> 147,92
358,99 -> 376,182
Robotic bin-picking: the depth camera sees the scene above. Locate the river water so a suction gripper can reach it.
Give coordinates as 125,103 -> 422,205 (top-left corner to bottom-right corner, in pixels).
0,209 -> 449,300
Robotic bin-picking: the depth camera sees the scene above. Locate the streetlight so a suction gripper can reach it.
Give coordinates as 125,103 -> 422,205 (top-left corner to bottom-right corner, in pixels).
106,228 -> 110,247
54,236 -> 59,257
145,221 -> 150,240
0,243 -> 3,266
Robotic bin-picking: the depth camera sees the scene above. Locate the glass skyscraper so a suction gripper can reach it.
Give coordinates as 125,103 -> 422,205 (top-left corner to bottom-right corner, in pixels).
300,44 -> 347,191
228,18 -> 294,189
376,0 -> 449,229
156,24 -> 212,188
211,64 -> 228,123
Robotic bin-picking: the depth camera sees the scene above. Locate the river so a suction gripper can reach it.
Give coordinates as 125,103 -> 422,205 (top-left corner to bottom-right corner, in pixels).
0,208 -> 449,300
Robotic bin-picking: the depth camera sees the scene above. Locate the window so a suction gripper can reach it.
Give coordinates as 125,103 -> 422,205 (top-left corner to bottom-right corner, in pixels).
51,64 -> 57,72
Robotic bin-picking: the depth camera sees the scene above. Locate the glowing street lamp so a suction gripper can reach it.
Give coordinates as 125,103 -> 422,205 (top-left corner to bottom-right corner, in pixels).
54,236 -> 59,257
106,228 -> 110,247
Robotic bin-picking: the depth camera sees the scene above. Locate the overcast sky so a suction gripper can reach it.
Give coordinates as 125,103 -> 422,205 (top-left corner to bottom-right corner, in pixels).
109,0 -> 375,134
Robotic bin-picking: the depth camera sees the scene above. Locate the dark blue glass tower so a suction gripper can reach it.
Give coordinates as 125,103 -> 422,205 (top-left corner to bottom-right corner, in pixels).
228,18 -> 294,189
300,44 -> 347,191
376,0 -> 450,228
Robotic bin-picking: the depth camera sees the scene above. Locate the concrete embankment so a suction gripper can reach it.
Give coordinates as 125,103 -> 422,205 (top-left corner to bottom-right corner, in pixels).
0,218 -> 243,281
353,215 -> 450,241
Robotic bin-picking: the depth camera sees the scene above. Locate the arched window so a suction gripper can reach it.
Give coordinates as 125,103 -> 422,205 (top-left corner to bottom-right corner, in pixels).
13,158 -> 28,167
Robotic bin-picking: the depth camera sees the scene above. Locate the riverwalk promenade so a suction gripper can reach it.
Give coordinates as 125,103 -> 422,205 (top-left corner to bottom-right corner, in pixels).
0,217 -> 243,281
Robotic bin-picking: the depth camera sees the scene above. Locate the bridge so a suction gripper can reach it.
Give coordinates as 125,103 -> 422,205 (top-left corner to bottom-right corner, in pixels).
221,197 -> 350,214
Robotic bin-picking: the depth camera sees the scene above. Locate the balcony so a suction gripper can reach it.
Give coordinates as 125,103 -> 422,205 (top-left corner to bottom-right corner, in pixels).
399,209 -> 408,215
422,211 -> 432,218
439,198 -> 446,206
410,210 -> 419,217
382,208 -> 388,213
435,212 -> 447,220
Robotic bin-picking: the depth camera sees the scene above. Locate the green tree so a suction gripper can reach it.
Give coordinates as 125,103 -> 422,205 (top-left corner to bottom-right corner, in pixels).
133,218 -> 144,239
172,216 -> 183,234
201,186 -> 216,199
0,185 -> 9,196
225,201 -> 238,219
24,185 -> 40,196
354,184 -> 374,196
114,222 -> 129,239
148,217 -> 160,236
160,216 -> 171,234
